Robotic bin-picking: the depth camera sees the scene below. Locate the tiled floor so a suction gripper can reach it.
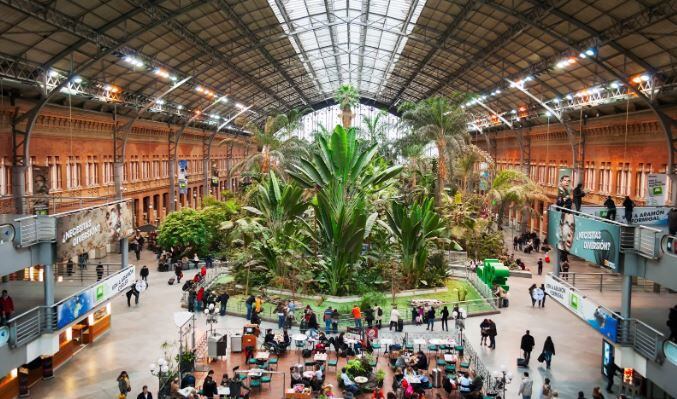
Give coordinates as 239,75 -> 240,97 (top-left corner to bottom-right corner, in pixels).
26,240 -> 623,398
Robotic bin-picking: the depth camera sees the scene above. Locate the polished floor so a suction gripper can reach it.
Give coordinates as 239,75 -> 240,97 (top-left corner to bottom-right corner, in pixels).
26,242 -> 618,398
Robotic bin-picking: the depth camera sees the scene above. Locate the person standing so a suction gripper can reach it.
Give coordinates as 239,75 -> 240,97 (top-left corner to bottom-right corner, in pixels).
276,303 -> 287,329
540,378 -> 554,399
520,330 -> 535,364
351,305 -> 362,330
331,308 -> 339,333
308,309 -> 319,333
440,306 -> 449,331
426,306 -> 436,331
561,260 -> 570,280
529,284 -> 537,307
539,284 -> 547,308
364,305 -> 374,328
537,258 -> 543,275
117,371 -> 131,398
140,265 -> 149,286
541,336 -> 556,369
573,183 -> 586,211
480,319 -> 491,346
126,284 -> 140,307
605,360 -> 620,393
66,258 -> 74,276
96,262 -> 104,281
518,372 -> 534,399
374,305 -> 383,329
533,286 -> 545,307
604,196 -> 617,220
245,294 -> 255,321
217,291 -> 229,316
592,387 -> 605,399
136,385 -> 153,399
487,319 -> 497,349
622,196 -> 635,224
254,295 -> 263,315
389,306 -> 400,331
187,288 -> 196,312
192,253 -> 200,269
196,287 -> 205,312
0,290 -> 14,324
323,306 -> 333,333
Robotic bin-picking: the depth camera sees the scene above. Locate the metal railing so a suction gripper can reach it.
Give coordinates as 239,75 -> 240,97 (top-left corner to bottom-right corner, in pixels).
0,194 -> 116,215
7,265 -> 133,348
563,272 -> 657,292
53,262 -> 127,284
14,215 -> 56,247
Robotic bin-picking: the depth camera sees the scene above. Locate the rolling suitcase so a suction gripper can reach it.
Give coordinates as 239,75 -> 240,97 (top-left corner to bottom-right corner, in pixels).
168,277 -> 175,285
517,357 -> 528,367
397,319 -> 404,332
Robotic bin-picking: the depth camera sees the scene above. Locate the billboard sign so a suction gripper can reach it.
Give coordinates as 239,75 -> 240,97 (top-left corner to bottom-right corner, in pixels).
646,174 -> 667,206
55,201 -> 134,262
557,168 -> 572,199
32,165 -> 50,214
56,266 -> 135,329
545,275 -> 618,342
178,160 -> 188,195
549,207 -> 621,270
580,206 -> 669,226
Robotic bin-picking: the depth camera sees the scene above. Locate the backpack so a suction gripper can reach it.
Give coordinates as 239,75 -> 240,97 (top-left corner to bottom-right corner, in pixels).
377,307 -> 383,316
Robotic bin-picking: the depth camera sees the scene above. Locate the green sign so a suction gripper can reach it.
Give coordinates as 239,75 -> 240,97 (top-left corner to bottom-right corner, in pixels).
548,207 -> 621,270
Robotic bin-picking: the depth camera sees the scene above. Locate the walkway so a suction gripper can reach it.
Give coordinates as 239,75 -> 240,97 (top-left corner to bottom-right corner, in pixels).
28,242 -> 615,398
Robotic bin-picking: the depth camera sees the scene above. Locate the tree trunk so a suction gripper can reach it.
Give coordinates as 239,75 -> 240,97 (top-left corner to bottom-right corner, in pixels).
341,107 -> 353,128
261,145 -> 270,174
435,137 -> 448,206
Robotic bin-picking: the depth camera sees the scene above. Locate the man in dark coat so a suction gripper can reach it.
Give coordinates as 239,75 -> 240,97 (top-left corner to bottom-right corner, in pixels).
573,183 -> 586,211
520,330 -> 535,364
622,196 -> 635,224
140,265 -> 150,286
604,196 -> 617,220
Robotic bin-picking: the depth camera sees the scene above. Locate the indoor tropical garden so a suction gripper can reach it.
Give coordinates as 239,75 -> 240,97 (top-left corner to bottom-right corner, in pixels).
157,83 -> 546,319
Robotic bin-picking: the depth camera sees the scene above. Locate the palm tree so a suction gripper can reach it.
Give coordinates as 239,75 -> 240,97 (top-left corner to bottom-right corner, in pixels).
399,95 -> 468,205
335,84 -> 360,128
453,144 -> 494,193
488,169 -> 548,228
275,107 -> 311,140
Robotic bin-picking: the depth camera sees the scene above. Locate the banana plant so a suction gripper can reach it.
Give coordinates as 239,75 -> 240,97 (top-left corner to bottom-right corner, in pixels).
380,198 -> 448,288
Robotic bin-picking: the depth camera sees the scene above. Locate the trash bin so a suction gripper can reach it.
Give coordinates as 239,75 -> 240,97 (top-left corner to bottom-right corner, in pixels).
231,333 -> 242,353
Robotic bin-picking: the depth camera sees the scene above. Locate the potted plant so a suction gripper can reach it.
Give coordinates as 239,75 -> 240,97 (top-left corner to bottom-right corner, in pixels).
176,350 -> 196,372
335,84 -> 359,128
375,369 -> 385,387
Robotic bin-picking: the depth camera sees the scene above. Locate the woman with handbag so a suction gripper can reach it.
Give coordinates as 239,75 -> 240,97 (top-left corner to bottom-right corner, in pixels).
117,371 -> 131,398
540,336 -> 556,369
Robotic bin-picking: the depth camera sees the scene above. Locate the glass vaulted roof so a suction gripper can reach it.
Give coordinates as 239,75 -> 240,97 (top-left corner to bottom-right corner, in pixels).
268,0 -> 426,100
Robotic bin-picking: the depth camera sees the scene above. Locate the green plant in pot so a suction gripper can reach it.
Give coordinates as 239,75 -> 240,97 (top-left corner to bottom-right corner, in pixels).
176,350 -> 196,372
375,369 -> 386,387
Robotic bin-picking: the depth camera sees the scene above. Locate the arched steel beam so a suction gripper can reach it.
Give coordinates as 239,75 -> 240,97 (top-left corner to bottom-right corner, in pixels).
203,105 -> 253,194
168,98 -> 223,212
1,0 -> 209,213
113,76 -> 192,200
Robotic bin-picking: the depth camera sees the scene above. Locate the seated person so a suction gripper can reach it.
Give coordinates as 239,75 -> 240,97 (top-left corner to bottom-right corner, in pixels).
279,329 -> 291,351
227,377 -> 249,399
318,331 -> 329,344
403,366 -> 417,377
340,368 -> 359,394
290,367 -> 304,387
392,369 -> 404,392
264,329 -> 275,344
414,351 -> 428,371
394,355 -> 407,369
310,375 -> 323,392
314,364 -> 323,381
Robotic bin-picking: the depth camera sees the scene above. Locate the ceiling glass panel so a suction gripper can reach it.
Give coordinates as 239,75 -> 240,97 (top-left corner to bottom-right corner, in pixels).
268,0 -> 426,99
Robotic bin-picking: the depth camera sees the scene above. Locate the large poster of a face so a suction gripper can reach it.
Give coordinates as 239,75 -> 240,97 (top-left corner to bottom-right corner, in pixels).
56,201 -> 134,261
549,207 -> 620,270
557,168 -> 572,199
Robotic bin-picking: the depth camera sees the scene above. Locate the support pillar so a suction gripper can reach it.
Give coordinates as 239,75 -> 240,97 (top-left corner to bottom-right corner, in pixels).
552,247 -> 560,276
43,263 -> 54,307
620,274 -> 632,318
11,165 -> 26,214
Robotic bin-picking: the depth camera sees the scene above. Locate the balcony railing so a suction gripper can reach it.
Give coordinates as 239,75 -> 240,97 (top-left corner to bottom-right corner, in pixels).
7,265 -> 132,348
13,215 -> 56,247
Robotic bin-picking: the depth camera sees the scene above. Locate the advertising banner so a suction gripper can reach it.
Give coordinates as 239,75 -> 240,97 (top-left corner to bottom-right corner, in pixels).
178,160 -> 188,195
479,162 -> 489,191
544,275 -> 618,342
557,168 -> 573,199
580,206 -> 669,226
646,174 -> 667,206
56,266 -> 135,329
32,165 -> 50,214
548,208 -> 620,270
55,201 -> 134,262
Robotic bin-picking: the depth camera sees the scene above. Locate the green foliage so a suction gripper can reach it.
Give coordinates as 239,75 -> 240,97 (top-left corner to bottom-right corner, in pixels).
345,356 -> 372,379
157,208 -> 210,257
288,125 -> 401,295
335,84 -> 360,110
382,198 -> 447,288
489,169 -> 548,226
360,291 -> 386,309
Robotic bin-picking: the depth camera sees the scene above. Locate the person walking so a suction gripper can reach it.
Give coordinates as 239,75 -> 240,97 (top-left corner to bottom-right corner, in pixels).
374,305 -> 383,329
66,258 -> 74,276
518,371 -> 534,399
487,319 -> 497,349
440,306 -> 449,331
323,306 -> 333,334
174,263 -> 183,284
426,306 -> 435,331
352,305 -> 362,330
136,385 -> 153,399
537,258 -> 543,275
276,303 -> 287,329
520,330 -> 535,364
117,371 -> 131,398
539,284 -> 547,308
245,294 -> 255,321
622,196 -> 635,224
0,290 -> 15,324
540,378 -> 554,399
561,261 -> 570,280
187,288 -> 196,312
389,306 -> 400,331
529,284 -> 537,307
604,196 -> 616,220
364,305 -> 374,328
533,286 -> 545,307
126,284 -> 140,307
605,360 -> 621,393
540,336 -> 556,369
96,262 -> 104,281
217,291 -> 229,316
140,265 -> 149,286
573,183 -> 586,211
